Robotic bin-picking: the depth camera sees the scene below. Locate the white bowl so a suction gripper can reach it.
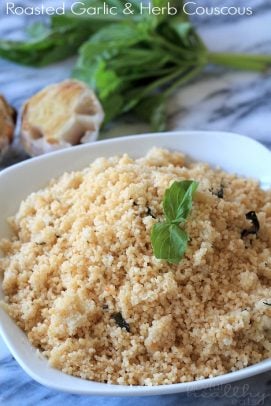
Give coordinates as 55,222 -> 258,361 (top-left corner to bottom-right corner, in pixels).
1,131 -> 271,396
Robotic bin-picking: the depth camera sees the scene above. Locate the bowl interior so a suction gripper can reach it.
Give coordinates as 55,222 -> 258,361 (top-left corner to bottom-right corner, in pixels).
1,131 -> 271,395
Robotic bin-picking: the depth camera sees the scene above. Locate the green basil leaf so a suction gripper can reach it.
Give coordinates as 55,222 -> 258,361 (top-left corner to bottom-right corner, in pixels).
0,24 -> 97,67
150,96 -> 166,132
163,180 -> 198,223
85,22 -> 149,51
101,93 -> 125,124
135,94 -> 166,131
151,222 -> 188,264
26,22 -> 50,40
152,0 -> 185,13
95,61 -> 122,99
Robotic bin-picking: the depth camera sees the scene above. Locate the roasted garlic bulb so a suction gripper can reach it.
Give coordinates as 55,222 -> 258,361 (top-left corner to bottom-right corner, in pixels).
0,95 -> 16,154
21,80 -> 104,156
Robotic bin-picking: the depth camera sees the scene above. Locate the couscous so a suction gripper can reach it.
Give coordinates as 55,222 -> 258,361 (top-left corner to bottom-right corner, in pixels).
1,148 -> 271,385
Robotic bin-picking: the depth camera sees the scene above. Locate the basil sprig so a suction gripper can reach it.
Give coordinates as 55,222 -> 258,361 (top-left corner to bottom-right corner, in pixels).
2,1 -> 271,132
151,180 -> 198,264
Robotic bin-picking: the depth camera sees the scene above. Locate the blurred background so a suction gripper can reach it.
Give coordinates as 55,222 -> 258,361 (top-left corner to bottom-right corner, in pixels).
0,0 -> 271,167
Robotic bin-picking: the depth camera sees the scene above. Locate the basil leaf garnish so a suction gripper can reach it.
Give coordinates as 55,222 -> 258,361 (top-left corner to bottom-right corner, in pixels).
151,180 -> 198,264
151,223 -> 188,264
163,180 -> 198,223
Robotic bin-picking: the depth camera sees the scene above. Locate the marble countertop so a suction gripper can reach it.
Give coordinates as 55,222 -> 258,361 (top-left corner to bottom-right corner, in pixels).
1,0 -> 271,404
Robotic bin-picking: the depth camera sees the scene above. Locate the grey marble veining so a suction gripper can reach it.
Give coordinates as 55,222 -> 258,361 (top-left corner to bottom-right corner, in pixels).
168,70 -> 271,144
168,1 -> 271,146
1,1 -> 271,404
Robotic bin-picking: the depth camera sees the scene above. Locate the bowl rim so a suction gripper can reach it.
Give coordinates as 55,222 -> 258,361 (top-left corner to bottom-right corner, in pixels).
1,129 -> 271,178
1,130 -> 271,396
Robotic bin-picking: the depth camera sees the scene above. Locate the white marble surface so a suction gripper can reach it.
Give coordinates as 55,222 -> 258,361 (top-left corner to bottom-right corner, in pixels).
0,0 -> 271,404
169,10 -> 271,146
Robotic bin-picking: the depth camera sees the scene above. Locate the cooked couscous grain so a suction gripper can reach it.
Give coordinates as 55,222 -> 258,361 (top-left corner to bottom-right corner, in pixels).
1,148 -> 271,385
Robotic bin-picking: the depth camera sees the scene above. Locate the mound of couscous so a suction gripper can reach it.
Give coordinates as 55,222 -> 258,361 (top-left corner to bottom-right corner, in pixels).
1,148 -> 271,385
